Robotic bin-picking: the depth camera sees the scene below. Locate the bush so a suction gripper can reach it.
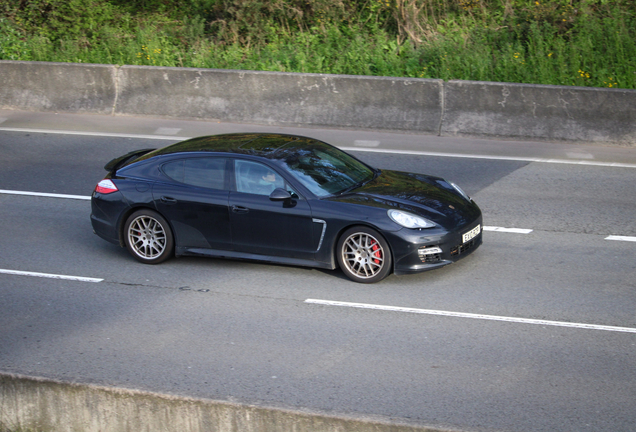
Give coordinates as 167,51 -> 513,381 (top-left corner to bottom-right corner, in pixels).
1,0 -> 634,89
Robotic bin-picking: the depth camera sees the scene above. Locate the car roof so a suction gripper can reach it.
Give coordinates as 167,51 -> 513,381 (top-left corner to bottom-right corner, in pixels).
134,133 -> 325,164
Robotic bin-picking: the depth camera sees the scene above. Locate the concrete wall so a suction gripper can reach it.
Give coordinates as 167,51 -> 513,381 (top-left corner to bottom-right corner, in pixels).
0,61 -> 117,114
442,80 -> 636,144
1,60 -> 635,145
116,66 -> 443,132
0,373 -> 443,432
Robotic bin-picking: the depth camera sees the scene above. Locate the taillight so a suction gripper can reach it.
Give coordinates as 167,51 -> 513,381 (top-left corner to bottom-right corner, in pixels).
95,179 -> 118,194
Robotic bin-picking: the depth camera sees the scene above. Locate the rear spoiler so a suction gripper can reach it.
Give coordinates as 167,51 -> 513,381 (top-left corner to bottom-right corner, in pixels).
104,148 -> 156,172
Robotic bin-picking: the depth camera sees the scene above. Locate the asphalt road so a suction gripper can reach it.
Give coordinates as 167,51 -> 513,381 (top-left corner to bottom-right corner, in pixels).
1,110 -> 635,432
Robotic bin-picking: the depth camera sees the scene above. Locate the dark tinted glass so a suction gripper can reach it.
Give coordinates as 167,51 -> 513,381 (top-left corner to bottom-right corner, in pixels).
162,160 -> 184,182
163,158 -> 227,190
235,160 -> 294,196
277,143 -> 375,197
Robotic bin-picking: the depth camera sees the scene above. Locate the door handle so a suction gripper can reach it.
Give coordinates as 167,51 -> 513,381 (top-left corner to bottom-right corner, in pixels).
232,205 -> 249,214
160,196 -> 177,205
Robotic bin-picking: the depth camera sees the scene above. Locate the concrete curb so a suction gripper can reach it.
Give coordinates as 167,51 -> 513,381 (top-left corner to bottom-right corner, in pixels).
0,373 -> 455,432
1,60 -> 635,145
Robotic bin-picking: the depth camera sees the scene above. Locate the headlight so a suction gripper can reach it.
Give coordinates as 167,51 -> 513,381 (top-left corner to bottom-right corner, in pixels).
449,182 -> 471,202
388,209 -> 436,229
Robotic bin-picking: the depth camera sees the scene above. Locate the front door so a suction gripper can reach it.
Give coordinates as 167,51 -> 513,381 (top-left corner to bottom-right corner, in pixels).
229,159 -> 316,260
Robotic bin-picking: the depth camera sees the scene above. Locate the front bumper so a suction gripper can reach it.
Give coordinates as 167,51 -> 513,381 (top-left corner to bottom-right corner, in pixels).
386,216 -> 483,275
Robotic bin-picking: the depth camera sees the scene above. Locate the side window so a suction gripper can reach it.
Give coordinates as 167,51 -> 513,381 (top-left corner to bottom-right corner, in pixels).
235,160 -> 293,196
162,158 -> 227,190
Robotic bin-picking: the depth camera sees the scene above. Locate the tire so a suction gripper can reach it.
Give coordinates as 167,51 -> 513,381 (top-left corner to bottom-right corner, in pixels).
123,209 -> 174,264
337,226 -> 392,283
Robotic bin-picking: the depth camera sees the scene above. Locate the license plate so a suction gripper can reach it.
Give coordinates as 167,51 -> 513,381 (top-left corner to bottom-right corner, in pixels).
462,225 -> 481,243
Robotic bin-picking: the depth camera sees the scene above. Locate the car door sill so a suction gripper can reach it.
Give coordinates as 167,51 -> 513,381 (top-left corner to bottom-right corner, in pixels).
178,247 -> 334,270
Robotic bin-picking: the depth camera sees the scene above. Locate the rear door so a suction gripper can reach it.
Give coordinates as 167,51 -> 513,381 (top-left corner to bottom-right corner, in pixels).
153,157 -> 232,250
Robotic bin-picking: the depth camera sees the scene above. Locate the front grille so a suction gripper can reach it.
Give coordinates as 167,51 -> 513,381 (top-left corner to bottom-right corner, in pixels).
450,235 -> 480,257
418,246 -> 442,263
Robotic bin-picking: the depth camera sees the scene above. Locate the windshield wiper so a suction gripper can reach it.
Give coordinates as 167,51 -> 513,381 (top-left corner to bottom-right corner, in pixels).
338,177 -> 372,195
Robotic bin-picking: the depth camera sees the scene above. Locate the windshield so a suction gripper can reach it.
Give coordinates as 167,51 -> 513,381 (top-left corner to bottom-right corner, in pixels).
277,142 -> 376,197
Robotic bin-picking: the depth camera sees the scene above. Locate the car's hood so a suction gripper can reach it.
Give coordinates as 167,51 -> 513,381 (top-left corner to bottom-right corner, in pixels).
328,170 -> 480,225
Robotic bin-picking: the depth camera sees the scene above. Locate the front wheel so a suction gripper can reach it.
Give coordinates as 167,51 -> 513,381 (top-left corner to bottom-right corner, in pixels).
337,226 -> 392,283
124,209 -> 174,264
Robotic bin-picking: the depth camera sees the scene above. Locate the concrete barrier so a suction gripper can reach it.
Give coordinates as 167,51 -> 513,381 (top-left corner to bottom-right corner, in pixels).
442,80 -> 636,145
116,66 -> 444,132
0,61 -> 117,114
0,373 -> 447,432
1,60 -> 635,145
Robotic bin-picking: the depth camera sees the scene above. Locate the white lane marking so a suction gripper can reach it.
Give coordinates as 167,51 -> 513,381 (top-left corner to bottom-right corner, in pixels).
483,226 -> 533,234
4,191 -> 635,241
154,127 -> 182,135
341,147 -> 636,169
1,126 -> 634,168
0,127 -> 188,141
566,152 -> 594,159
606,235 -> 636,242
305,299 -> 636,334
0,269 -> 103,283
0,189 -> 91,200
353,140 -> 381,147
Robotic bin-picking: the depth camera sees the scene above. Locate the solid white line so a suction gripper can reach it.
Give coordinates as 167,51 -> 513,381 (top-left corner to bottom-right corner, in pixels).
305,299 -> 636,334
0,127 -> 188,141
605,235 -> 636,242
0,189 -> 91,200
0,269 -> 103,283
1,126 -> 634,168
340,147 -> 636,169
483,226 -> 533,234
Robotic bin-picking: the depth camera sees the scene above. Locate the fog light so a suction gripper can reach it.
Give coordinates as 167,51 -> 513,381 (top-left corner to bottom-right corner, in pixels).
418,246 -> 442,256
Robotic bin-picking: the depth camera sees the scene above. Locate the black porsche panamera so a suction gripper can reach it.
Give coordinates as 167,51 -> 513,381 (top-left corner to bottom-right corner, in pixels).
90,133 -> 482,283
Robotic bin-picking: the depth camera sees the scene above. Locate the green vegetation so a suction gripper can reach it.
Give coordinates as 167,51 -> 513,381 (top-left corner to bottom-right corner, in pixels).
1,0 -> 635,88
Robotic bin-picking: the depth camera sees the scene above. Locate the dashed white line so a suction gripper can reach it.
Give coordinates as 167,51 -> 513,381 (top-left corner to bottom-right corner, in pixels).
483,226 -> 533,234
605,235 -> 636,242
0,269 -> 103,283
305,299 -> 636,334
154,127 -> 182,135
353,140 -> 381,147
3,191 -> 635,242
0,189 -> 91,200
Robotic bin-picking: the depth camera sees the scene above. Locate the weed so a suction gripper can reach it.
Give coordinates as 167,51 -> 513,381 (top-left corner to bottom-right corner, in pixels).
0,0 -> 634,89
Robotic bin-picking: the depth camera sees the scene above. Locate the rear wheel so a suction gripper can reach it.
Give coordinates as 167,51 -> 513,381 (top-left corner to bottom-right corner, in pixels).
337,226 -> 391,283
124,209 -> 174,264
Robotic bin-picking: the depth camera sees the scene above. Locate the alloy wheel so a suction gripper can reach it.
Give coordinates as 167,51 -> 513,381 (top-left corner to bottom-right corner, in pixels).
127,215 -> 167,259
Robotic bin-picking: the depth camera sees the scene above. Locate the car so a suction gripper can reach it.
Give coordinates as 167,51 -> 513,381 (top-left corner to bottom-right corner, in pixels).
90,133 -> 482,283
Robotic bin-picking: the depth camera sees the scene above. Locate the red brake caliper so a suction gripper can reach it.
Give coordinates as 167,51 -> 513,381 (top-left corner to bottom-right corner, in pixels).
371,240 -> 381,264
